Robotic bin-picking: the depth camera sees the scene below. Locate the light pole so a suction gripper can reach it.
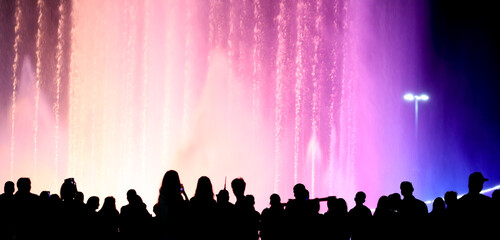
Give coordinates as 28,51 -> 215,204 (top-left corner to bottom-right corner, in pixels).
404,93 -> 429,138
404,93 -> 429,179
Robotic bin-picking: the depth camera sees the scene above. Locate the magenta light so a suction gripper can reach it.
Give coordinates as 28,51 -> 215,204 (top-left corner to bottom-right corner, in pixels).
0,0 -> 435,212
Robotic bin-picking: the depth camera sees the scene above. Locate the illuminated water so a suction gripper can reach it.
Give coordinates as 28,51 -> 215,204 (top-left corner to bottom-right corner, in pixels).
3,0 -> 495,211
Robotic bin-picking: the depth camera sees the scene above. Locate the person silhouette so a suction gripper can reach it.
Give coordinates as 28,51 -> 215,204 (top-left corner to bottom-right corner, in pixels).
457,172 -> 493,239
75,191 -> 84,204
441,191 -> 459,239
14,178 -> 37,200
373,195 -> 394,240
398,181 -> 427,240
120,189 -> 152,240
245,195 -> 261,240
324,197 -> 349,240
216,189 -> 232,206
190,176 -> 216,208
493,189 -> 500,215
189,176 -> 217,240
429,197 -> 445,217
493,189 -> 500,233
261,194 -> 285,240
324,196 -> 337,216
215,189 -> 235,240
155,170 -> 189,240
373,196 -> 389,218
1,181 -> 15,199
231,178 -> 247,209
429,197 -> 446,240
0,181 -> 15,240
59,178 -> 86,240
87,196 -> 100,214
60,178 -> 77,202
285,183 -> 310,217
458,172 -> 492,211
85,196 -> 100,239
285,184 -> 313,240
97,196 -> 119,240
13,178 -> 39,240
348,191 -> 372,240
231,178 -> 256,240
399,181 -> 428,218
493,189 -> 500,203
38,191 -> 54,237
75,191 -> 87,219
444,191 -> 458,217
387,193 -> 401,214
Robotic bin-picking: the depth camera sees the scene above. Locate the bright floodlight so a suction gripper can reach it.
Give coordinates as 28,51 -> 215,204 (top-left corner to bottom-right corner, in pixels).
404,93 -> 429,102
404,93 -> 415,101
419,94 -> 429,101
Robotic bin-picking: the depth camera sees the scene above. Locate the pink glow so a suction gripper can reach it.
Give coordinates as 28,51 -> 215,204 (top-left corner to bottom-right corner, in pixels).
0,0 -> 430,212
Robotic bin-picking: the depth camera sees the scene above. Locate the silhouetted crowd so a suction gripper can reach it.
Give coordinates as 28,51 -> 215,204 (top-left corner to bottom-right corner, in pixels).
0,170 -> 499,240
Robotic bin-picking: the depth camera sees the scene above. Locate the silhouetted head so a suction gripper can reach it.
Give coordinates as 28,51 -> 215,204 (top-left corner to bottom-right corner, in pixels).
336,198 -> 348,215
40,191 -> 50,199
194,176 -> 214,200
217,189 -> 230,203
60,178 -> 77,202
159,170 -> 181,199
4,181 -> 14,195
388,193 -> 401,212
293,183 -> 307,201
127,189 -> 138,203
16,178 -> 31,193
49,194 -> 61,203
355,191 -> 366,205
432,197 -> 445,213
87,196 -> 100,211
388,192 -> 401,201
400,181 -> 414,198
376,196 -> 389,212
468,172 -> 488,194
101,196 -> 116,211
270,193 -> 281,208
492,189 -> 500,202
444,191 -> 458,206
231,178 -> 246,199
76,192 -> 84,203
246,195 -> 255,206
327,196 -> 337,211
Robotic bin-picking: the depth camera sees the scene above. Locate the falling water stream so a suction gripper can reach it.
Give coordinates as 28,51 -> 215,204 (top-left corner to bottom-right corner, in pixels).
1,0 -> 449,211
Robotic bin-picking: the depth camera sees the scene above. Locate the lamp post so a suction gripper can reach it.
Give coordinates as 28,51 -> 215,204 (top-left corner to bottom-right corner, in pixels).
404,93 -> 429,138
404,93 -> 429,181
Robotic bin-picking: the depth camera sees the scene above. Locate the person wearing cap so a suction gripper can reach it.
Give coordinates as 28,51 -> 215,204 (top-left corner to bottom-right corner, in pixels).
458,172 -> 491,209
457,172 -> 493,239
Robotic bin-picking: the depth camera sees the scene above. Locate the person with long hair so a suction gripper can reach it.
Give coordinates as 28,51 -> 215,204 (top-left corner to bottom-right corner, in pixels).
155,170 -> 189,240
97,196 -> 120,240
189,176 -> 217,239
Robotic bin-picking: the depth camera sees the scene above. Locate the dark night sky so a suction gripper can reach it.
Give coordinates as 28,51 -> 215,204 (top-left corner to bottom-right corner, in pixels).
422,0 -> 500,188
